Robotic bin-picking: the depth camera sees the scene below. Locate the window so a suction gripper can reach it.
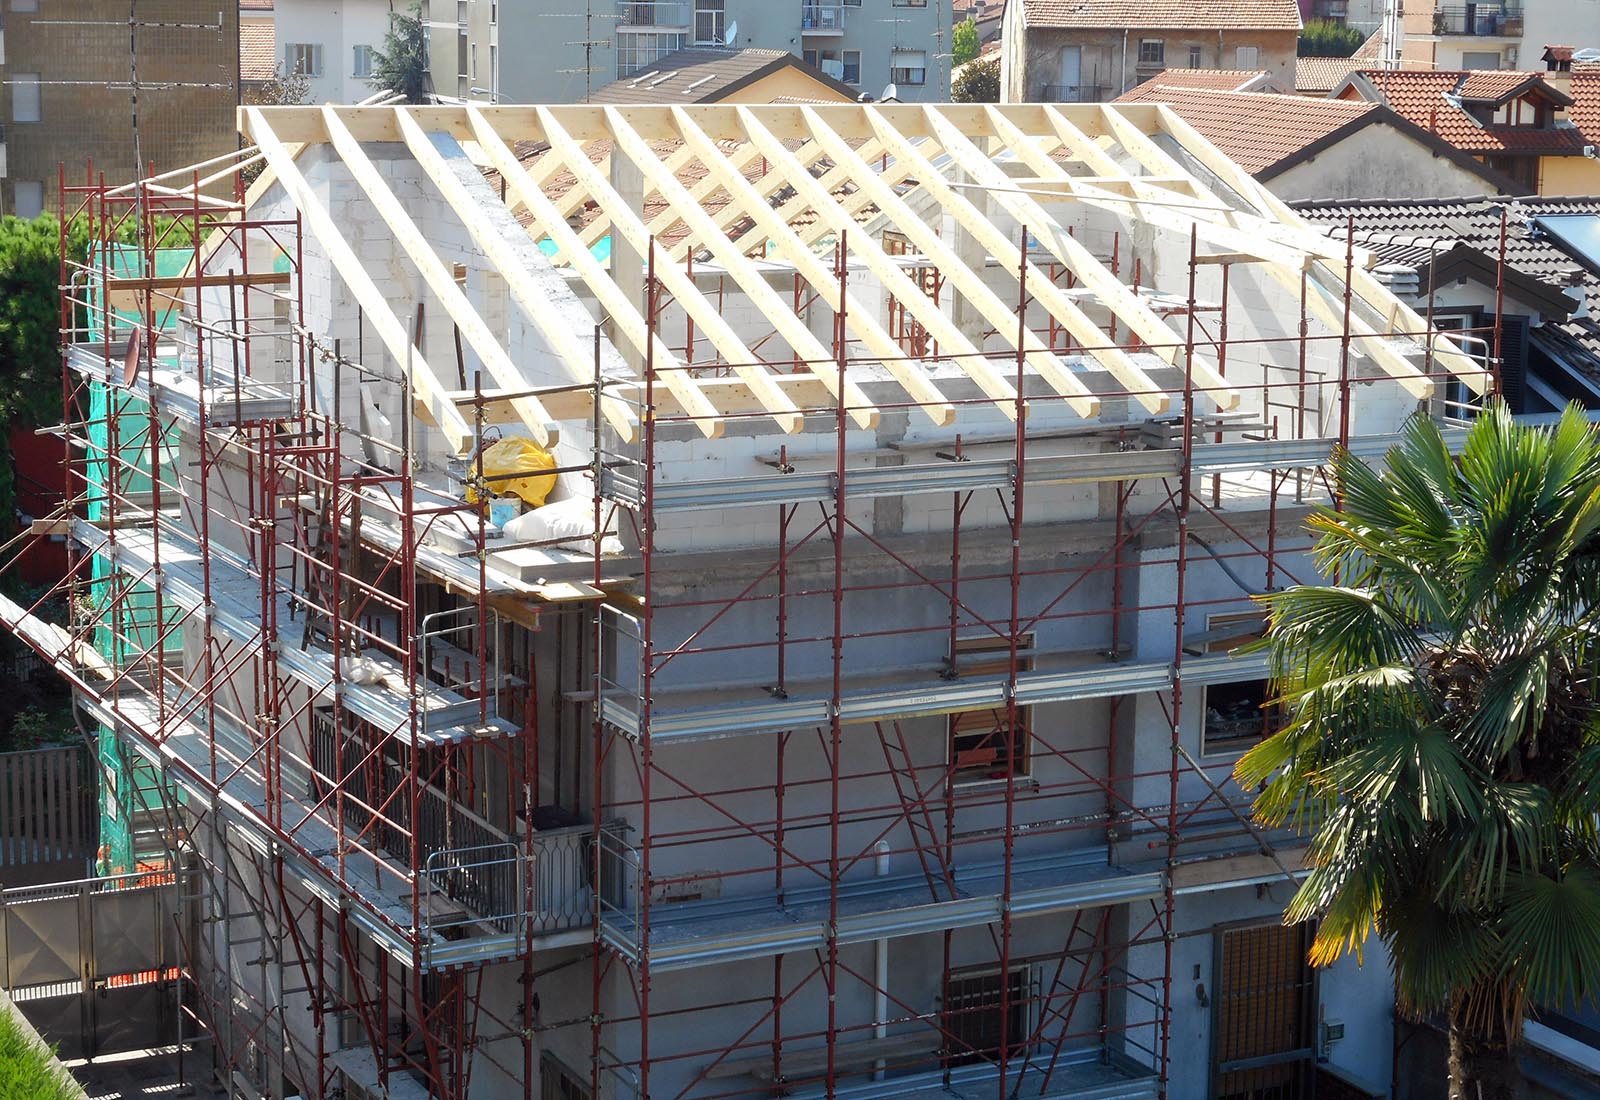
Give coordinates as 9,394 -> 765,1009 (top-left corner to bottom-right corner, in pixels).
890,48 -> 926,85
893,0 -> 929,5
1198,612 -> 1276,756
617,31 -> 686,76
944,967 -> 1031,1067
842,48 -> 861,84
1462,50 -> 1501,69
491,0 -> 497,21
13,181 -> 44,220
352,44 -> 375,78
1137,39 -> 1164,66
456,0 -> 467,24
1234,44 -> 1259,68
693,0 -> 724,44
471,42 -> 478,79
947,634 -> 1033,785
1188,45 -> 1202,68
540,1053 -> 592,1100
11,0 -> 38,12
490,43 -> 498,97
12,73 -> 39,122
288,43 -> 323,77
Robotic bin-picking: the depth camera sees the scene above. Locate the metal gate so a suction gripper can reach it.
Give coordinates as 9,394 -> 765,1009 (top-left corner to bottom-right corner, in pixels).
0,870 -> 185,1059
1211,921 -> 1317,1100
0,745 -> 95,887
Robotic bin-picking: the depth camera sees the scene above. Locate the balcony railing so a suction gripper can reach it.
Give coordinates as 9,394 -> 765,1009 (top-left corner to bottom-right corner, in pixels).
1433,3 -> 1523,36
802,3 -> 848,31
617,0 -> 688,28
1042,83 -> 1105,104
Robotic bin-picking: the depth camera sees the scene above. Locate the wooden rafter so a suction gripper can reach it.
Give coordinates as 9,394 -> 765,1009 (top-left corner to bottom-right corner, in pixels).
243,107 -> 476,455
324,106 -> 561,446
465,106 -> 729,438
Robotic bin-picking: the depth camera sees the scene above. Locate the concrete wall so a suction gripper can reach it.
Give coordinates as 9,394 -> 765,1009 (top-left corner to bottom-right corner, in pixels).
1266,123 -> 1505,202
1003,23 -> 1299,102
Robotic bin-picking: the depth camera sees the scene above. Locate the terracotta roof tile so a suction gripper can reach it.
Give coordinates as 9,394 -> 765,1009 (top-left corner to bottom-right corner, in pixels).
1021,0 -> 1300,30
1352,28 -> 1382,59
1349,69 -> 1587,156
1545,45 -> 1575,63
239,0 -> 273,9
1295,56 -> 1366,94
240,19 -> 275,83
1113,85 -> 1376,173
1136,67 -> 1272,92
1570,66 -> 1600,146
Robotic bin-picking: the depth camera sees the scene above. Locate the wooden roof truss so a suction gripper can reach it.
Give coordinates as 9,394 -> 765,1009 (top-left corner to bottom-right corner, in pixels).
238,102 -> 1484,448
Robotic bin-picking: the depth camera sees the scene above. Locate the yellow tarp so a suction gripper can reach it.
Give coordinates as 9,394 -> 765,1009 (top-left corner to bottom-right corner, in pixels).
467,437 -> 557,510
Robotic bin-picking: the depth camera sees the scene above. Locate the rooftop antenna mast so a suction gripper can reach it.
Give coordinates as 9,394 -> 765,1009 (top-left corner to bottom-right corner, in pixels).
551,0 -> 616,101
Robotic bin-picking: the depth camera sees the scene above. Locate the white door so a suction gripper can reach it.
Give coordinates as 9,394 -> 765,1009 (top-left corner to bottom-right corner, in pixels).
1057,45 -> 1081,98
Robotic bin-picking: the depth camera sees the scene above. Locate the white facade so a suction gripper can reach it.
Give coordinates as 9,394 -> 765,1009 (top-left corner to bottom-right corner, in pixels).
273,0 -> 394,103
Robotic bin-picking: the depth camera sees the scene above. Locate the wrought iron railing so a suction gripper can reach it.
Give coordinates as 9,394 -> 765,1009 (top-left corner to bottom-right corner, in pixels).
617,0 -> 688,26
1042,83 -> 1105,104
1433,3 -> 1523,35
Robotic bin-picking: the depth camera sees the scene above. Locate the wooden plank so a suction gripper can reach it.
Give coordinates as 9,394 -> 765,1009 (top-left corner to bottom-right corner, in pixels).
392,110 -> 639,442
323,106 -> 561,447
465,106 -> 728,439
105,272 -> 292,293
243,108 -> 475,455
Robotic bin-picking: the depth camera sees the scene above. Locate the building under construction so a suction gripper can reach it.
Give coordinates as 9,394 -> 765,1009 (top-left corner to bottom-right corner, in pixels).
1,102 -> 1494,1100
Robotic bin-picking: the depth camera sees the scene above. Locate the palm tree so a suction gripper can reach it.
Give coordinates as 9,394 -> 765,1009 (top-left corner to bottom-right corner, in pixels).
1237,402 -> 1600,1100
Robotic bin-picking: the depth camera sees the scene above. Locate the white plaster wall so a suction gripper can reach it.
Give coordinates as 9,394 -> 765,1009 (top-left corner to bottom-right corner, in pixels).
276,0 -> 393,104
1267,126 -> 1502,203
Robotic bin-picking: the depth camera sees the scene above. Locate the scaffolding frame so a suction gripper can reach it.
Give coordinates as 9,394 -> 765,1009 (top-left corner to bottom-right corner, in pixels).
0,103 -> 1508,1100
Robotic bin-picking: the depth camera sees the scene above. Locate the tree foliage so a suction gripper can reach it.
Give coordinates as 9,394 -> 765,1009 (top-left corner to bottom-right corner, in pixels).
0,216 -> 68,429
370,2 -> 430,104
952,57 -> 1000,104
952,17 -> 980,66
1298,17 -> 1366,57
1242,403 -> 1600,1099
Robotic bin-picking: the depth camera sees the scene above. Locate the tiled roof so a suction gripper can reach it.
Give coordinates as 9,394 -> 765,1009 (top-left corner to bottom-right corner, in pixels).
240,19 -> 275,83
1352,28 -> 1382,59
1570,65 -> 1600,144
1297,196 -> 1600,364
1021,0 -> 1301,30
585,48 -> 854,105
1295,56 -> 1366,94
1134,67 -> 1273,92
1113,85 -> 1376,173
239,0 -> 273,9
1345,69 -> 1588,156
1545,45 -> 1575,63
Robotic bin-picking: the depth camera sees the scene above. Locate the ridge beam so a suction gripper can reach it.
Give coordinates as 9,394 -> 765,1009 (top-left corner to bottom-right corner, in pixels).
466,106 -> 728,438
243,107 -> 475,455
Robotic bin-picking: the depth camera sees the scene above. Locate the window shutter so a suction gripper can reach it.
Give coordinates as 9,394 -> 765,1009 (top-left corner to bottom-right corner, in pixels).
1497,313 -> 1530,414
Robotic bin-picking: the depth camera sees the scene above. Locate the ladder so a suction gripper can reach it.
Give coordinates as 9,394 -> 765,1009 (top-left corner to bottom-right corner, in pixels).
874,720 -> 957,902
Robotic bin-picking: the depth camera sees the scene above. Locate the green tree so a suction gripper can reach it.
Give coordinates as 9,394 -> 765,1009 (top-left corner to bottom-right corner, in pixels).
370,2 -> 431,104
952,17 -> 979,66
952,57 -> 1000,104
0,215 -> 67,429
1240,403 -> 1600,1100
1298,17 -> 1366,57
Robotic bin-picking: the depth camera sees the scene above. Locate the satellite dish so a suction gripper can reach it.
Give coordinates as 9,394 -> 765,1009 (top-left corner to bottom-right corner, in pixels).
724,19 -> 738,45
881,82 -> 898,102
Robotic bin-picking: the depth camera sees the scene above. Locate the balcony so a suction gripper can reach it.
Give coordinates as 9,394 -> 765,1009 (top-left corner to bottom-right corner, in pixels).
1433,3 -> 1523,36
802,3 -> 848,33
1042,83 -> 1106,104
616,0 -> 688,28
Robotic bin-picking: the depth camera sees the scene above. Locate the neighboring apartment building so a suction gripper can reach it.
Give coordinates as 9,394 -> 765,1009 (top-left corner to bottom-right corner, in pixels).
269,0 -> 394,102
468,0 -> 950,106
0,0 -> 239,216
1334,68 -> 1593,194
241,0 -> 278,100
1398,0 -> 1600,73
14,99 -> 1483,1100
1001,0 -> 1301,104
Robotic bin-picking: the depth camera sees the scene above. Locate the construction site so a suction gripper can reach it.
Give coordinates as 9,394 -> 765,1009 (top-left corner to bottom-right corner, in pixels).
0,101 -> 1496,1100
